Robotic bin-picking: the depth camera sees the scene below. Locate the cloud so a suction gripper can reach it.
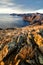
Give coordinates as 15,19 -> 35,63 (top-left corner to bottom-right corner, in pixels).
0,0 -> 24,13
35,9 -> 43,13
0,0 -> 14,7
0,6 -> 43,14
0,0 -> 43,13
0,7 -> 43,14
0,0 -> 10,3
0,7 -> 25,14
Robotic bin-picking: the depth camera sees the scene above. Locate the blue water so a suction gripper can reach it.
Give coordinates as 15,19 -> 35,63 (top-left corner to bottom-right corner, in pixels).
0,14 -> 29,29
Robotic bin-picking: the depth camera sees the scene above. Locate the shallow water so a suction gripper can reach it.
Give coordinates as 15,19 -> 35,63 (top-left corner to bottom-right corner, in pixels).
0,14 -> 29,29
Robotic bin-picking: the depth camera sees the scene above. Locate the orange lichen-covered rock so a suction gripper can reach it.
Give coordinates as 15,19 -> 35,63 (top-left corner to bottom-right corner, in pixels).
0,61 -> 4,65
18,45 -> 34,59
0,45 -> 8,61
34,33 -> 43,53
14,45 -> 35,65
0,25 -> 43,65
34,34 -> 43,46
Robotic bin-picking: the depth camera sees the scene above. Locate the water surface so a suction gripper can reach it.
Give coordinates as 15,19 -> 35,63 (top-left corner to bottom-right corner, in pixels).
0,14 -> 29,29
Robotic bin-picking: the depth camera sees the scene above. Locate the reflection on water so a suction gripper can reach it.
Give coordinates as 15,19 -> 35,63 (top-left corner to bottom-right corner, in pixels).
0,14 -> 29,29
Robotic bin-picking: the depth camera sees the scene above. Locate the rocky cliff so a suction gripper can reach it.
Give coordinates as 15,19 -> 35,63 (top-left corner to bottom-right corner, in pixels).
23,13 -> 43,25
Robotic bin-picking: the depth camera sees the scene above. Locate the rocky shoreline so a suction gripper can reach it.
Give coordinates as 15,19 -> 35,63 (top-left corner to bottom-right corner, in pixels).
23,13 -> 43,25
0,24 -> 43,65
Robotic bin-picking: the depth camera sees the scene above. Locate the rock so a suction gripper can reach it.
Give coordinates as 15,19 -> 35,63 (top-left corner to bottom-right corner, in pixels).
39,54 -> 43,64
39,46 -> 43,54
0,41 -> 17,61
34,33 -> 43,53
17,34 -> 27,47
23,13 -> 43,25
14,45 -> 35,65
0,61 -> 4,65
0,25 -> 43,65
39,29 -> 43,37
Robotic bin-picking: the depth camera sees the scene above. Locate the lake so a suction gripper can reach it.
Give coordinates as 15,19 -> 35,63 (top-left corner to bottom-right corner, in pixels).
0,14 -> 29,29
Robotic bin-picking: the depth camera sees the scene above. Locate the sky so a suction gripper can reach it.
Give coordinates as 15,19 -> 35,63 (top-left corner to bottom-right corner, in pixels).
0,0 -> 43,13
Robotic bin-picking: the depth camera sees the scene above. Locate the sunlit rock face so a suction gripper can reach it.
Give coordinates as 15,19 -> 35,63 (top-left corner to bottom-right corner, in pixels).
23,13 -> 43,25
0,25 -> 43,65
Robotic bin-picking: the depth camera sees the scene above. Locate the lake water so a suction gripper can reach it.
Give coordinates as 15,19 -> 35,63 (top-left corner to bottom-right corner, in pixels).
0,14 -> 29,29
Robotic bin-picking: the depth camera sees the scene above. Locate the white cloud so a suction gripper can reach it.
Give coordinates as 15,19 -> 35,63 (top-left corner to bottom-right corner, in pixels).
0,0 -> 24,13
0,0 -> 14,6
0,0 -> 43,14
0,0 -> 10,3
35,9 -> 43,13
0,7 -> 43,14
0,7 -> 25,14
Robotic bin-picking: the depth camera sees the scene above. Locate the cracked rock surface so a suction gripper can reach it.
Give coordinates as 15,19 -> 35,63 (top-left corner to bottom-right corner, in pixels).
0,25 -> 43,65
